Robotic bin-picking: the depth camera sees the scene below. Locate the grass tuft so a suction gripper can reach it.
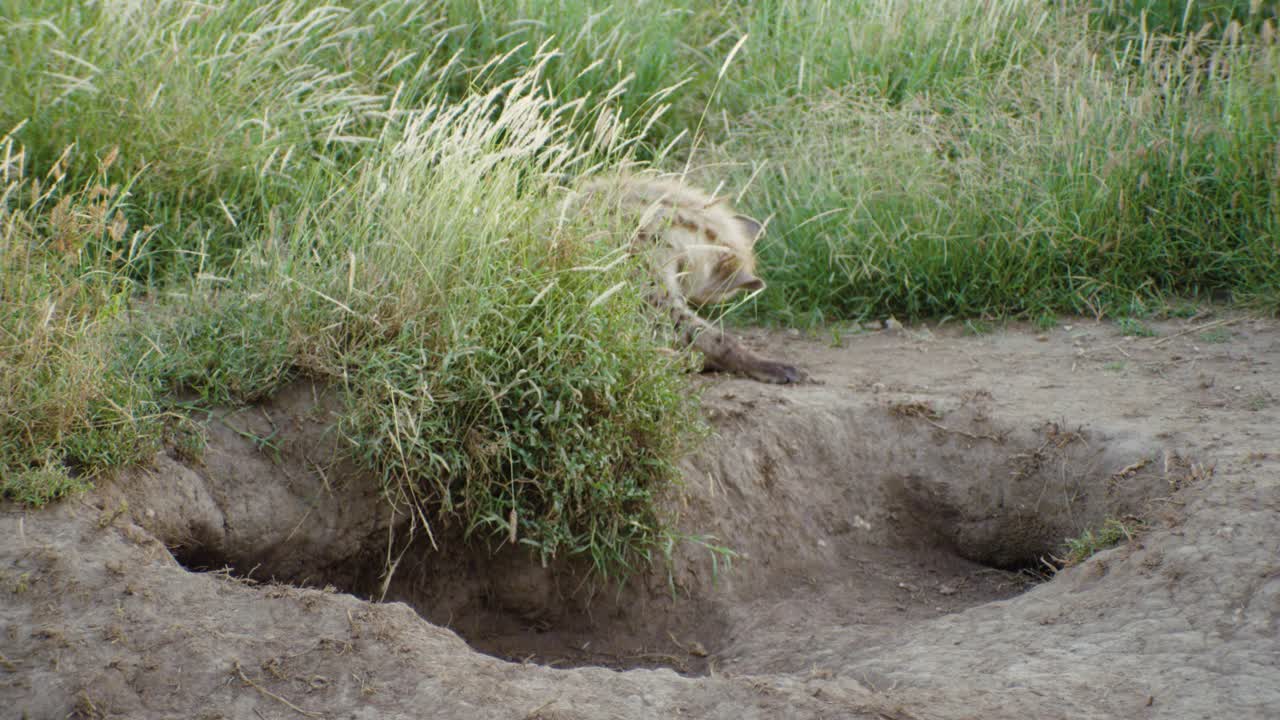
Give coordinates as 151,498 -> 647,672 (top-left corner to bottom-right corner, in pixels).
1061,516 -> 1145,565
129,61 -> 705,577
0,130 -> 160,501
1117,317 -> 1159,337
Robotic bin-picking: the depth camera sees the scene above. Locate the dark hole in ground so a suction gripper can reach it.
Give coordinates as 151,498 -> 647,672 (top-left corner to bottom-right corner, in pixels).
344,533 -> 734,676
153,384 -> 1179,676
164,489 -> 1063,678
170,545 -> 241,575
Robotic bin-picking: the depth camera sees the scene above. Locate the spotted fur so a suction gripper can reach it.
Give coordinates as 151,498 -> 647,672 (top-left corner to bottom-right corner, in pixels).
575,174 -> 804,384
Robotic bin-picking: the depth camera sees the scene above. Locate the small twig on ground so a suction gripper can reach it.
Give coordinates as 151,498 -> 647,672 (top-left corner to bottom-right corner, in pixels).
1151,318 -> 1240,347
666,631 -> 689,652
281,507 -> 314,546
628,652 -> 686,667
524,699 -> 558,719
232,661 -> 325,718
890,401 -> 1006,442
1110,458 -> 1150,484
917,416 -> 1007,443
1079,341 -> 1131,357
876,710 -> 922,720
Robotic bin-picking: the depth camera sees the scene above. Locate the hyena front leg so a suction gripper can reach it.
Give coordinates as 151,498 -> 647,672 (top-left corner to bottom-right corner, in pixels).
650,291 -> 805,384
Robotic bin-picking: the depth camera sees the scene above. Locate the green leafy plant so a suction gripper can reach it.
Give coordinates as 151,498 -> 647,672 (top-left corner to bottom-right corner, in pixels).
1062,517 -> 1145,565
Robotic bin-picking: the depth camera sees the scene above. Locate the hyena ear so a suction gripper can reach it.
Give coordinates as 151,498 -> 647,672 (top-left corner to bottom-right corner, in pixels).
730,270 -> 765,292
734,215 -> 764,242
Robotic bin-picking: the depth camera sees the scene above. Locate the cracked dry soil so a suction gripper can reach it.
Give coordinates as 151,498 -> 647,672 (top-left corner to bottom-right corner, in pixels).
3,314 -> 1278,719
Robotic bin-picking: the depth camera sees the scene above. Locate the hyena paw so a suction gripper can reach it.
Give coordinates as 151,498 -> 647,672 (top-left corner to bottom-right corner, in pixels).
751,360 -> 806,384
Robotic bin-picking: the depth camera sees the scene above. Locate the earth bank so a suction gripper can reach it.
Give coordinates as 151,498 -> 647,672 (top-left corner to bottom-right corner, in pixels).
3,315 -> 1278,719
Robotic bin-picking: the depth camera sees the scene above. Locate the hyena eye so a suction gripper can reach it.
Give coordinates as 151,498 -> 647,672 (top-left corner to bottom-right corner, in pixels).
713,256 -> 764,294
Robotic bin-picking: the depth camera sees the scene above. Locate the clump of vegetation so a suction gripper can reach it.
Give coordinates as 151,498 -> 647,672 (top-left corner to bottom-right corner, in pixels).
0,131 -> 161,504
2,2 -> 706,577
1061,516 -> 1146,566
127,62 -> 704,576
1,1 -> 460,275
1117,318 -> 1159,337
712,8 -> 1280,325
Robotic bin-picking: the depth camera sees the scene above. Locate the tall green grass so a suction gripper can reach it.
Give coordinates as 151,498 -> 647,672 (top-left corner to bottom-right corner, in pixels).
0,130 -> 160,504
1,0 -> 453,274
1090,0 -> 1278,37
3,2 -> 706,578
407,0 -> 1280,323
11,2 -> 1273,327
725,0 -> 1049,106
710,8 -> 1280,324
128,63 -> 703,576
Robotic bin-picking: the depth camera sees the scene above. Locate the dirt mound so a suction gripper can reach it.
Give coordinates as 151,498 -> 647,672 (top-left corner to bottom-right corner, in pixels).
4,315 -> 1279,718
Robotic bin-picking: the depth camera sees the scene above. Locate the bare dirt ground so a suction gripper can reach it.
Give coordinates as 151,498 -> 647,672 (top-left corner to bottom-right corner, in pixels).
3,312 -> 1278,719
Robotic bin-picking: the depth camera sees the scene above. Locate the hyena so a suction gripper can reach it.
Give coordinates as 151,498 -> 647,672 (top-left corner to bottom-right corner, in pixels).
575,174 -> 804,384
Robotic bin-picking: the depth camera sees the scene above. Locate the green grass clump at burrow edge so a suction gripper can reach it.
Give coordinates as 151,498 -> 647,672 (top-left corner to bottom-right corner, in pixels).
1,0 -> 708,578
128,66 -> 705,576
7,59 -> 704,580
3,1 -> 1279,577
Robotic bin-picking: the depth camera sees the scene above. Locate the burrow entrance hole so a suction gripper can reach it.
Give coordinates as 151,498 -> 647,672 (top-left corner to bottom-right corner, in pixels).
166,406 -> 1181,676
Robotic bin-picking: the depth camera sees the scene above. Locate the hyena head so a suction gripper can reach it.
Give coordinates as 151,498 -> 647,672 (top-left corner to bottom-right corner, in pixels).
666,209 -> 766,307
582,174 -> 768,307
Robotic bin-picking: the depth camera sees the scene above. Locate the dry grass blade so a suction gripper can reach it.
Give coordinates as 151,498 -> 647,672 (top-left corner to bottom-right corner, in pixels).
1150,318 -> 1242,347
232,661 -> 325,718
